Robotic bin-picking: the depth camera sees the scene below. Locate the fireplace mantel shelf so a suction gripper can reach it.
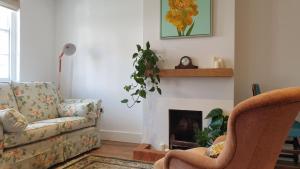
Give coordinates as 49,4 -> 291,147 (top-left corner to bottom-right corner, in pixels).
158,68 -> 234,78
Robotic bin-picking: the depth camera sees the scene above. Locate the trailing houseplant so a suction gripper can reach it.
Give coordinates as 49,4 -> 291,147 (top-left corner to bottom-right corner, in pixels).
195,108 -> 229,147
121,41 -> 161,108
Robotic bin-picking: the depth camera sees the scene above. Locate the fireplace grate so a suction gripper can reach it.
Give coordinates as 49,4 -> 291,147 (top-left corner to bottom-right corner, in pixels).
169,109 -> 202,150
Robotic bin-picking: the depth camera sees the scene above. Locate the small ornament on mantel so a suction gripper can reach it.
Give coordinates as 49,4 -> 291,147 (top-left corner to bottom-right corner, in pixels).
213,57 -> 225,68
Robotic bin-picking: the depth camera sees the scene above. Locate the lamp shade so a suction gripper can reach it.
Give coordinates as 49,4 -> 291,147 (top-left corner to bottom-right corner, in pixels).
63,43 -> 76,56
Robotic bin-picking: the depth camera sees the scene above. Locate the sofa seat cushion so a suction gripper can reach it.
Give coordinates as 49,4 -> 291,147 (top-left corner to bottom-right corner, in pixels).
37,117 -> 96,133
0,83 -> 19,111
12,82 -> 60,123
4,122 -> 60,148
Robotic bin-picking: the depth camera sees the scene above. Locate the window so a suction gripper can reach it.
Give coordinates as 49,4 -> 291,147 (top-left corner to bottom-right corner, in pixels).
0,6 -> 17,82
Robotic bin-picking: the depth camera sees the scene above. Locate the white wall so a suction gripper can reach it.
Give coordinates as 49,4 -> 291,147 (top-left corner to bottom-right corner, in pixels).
235,0 -> 300,104
20,0 -> 56,81
143,0 -> 235,149
55,0 -> 144,143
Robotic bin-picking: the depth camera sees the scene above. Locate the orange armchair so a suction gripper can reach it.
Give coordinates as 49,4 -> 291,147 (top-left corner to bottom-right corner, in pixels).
154,87 -> 300,169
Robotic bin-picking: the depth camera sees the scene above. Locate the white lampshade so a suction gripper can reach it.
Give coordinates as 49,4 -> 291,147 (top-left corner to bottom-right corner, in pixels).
63,43 -> 76,56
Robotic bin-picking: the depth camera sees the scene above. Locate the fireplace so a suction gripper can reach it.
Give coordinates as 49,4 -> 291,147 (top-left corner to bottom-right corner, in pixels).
169,109 -> 202,150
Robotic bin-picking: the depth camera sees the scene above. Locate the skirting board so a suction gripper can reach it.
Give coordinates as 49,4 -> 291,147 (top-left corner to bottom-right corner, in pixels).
100,130 -> 142,143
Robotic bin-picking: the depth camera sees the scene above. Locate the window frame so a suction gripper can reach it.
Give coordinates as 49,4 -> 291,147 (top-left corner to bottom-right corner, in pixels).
0,8 -> 17,82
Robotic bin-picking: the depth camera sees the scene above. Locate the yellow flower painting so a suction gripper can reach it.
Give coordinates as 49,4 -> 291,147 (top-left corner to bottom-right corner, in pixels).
161,0 -> 212,38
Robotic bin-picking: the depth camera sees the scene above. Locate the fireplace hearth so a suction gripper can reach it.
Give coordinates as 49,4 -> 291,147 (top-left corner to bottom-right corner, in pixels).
169,109 -> 202,150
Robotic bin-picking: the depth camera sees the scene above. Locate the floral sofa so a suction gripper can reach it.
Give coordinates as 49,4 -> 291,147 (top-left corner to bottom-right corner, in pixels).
0,82 -> 102,169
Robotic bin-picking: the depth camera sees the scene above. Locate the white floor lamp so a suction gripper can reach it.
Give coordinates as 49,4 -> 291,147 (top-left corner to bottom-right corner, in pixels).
58,43 -> 76,91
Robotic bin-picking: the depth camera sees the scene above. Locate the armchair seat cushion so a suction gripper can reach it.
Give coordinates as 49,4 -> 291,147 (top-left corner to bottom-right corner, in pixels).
37,117 -> 96,133
4,122 -> 60,148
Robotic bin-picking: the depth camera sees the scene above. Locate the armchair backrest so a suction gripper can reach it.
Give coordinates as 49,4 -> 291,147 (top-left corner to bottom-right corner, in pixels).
217,87 -> 300,169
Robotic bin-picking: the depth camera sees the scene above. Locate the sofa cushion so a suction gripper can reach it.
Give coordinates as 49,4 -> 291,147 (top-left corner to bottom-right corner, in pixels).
58,102 -> 97,119
12,82 -> 60,123
0,108 -> 28,133
0,83 -> 19,111
37,117 -> 96,133
4,122 -> 60,148
63,99 -> 102,116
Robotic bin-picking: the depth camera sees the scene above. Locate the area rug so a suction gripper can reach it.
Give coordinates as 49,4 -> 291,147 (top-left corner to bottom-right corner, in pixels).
56,155 -> 153,169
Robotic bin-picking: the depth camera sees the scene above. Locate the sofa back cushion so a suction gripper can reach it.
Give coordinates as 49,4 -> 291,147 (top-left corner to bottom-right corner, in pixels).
0,83 -> 19,110
12,82 -> 60,122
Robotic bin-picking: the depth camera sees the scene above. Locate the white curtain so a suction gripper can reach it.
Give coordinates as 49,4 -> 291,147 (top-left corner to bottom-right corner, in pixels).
0,0 -> 19,11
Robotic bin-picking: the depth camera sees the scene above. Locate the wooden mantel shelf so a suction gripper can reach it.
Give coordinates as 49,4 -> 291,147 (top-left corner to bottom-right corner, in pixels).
158,68 -> 234,77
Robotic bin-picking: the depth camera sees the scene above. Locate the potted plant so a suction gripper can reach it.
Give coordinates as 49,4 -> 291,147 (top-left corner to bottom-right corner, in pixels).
195,108 -> 229,147
121,41 -> 162,108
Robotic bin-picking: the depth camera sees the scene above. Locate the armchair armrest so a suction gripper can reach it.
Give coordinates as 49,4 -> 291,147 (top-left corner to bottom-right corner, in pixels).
164,150 -> 218,169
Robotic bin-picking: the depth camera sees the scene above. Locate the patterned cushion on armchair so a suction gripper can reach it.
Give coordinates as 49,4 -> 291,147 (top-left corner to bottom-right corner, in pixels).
11,82 -> 60,123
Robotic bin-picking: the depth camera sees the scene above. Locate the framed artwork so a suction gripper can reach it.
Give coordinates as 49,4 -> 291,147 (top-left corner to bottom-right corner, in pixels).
161,0 -> 212,39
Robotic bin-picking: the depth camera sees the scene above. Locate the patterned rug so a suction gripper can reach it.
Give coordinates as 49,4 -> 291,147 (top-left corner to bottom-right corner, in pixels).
56,155 -> 153,169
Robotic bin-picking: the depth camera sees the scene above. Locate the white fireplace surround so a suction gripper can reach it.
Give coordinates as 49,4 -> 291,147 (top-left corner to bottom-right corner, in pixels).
142,94 -> 233,150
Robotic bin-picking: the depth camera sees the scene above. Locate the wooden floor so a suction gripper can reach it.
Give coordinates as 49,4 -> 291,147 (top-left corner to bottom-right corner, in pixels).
90,140 -> 300,169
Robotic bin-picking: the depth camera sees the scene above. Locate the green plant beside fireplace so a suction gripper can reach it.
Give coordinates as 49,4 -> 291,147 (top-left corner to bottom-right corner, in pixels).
195,108 -> 229,147
121,41 -> 162,108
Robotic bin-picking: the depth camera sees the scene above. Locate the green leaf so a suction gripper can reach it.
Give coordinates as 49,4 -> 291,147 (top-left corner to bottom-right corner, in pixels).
156,75 -> 160,83
123,85 -> 131,92
195,128 -> 211,147
210,128 -> 222,139
134,77 -> 145,85
210,117 -> 224,129
157,87 -> 162,95
131,89 -> 140,96
177,29 -> 182,36
205,108 -> 223,119
121,99 -> 128,103
139,90 -> 146,98
146,41 -> 150,50
132,53 -> 138,59
137,44 -> 142,51
149,87 -> 155,92
153,67 -> 160,74
186,22 -> 195,36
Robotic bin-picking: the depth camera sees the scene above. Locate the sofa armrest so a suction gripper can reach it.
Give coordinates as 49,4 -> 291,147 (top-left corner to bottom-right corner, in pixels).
0,124 -> 3,155
61,99 -> 102,130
